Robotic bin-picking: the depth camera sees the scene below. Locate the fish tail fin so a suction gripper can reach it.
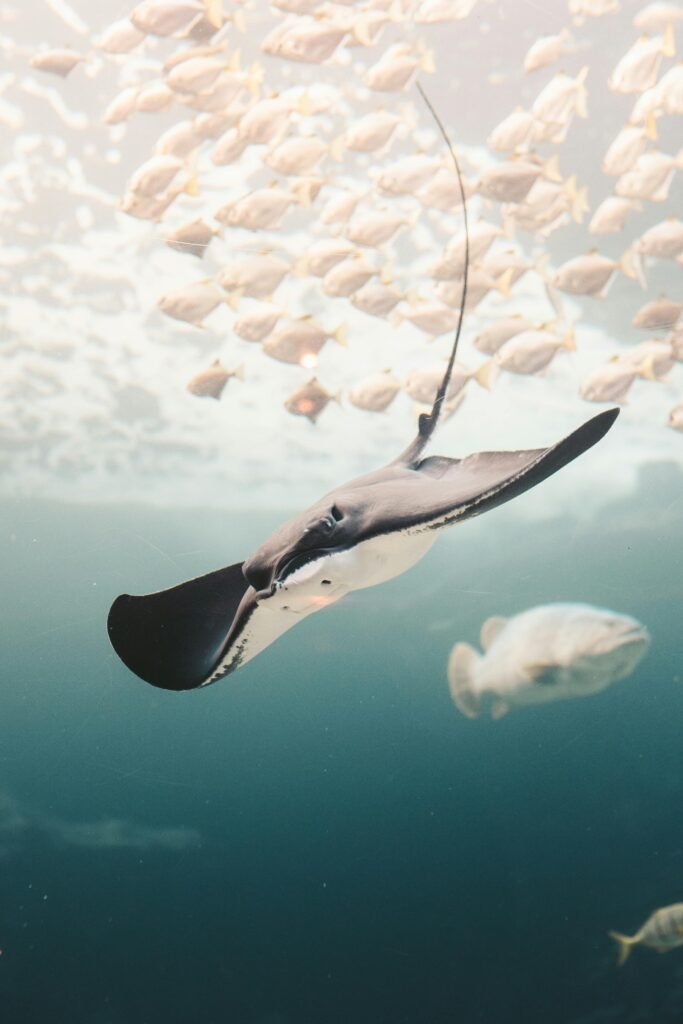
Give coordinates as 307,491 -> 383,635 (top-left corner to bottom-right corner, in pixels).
205,0 -> 223,28
290,179 -> 316,207
447,642 -> 482,719
474,359 -> 496,389
544,153 -> 562,182
234,363 -> 246,381
562,324 -> 576,350
351,19 -> 373,47
233,8 -> 247,33
645,110 -> 658,141
329,135 -> 345,162
225,287 -> 244,311
639,353 -> 658,381
420,45 -> 436,74
496,267 -> 514,298
297,92 -> 312,117
247,62 -> 262,97
663,23 -> 676,58
380,264 -> 393,286
619,246 -> 638,280
334,323 -> 348,346
609,931 -> 635,967
576,68 -> 589,118
183,171 -> 200,197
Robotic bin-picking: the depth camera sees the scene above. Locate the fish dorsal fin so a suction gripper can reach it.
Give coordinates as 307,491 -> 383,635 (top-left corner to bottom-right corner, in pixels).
480,615 -> 507,650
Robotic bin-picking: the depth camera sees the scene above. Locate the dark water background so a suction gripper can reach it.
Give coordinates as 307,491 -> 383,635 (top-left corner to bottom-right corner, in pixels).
2,460 -> 683,1024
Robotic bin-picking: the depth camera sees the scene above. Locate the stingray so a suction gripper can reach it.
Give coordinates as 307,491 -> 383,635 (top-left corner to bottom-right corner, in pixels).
107,89 -> 619,693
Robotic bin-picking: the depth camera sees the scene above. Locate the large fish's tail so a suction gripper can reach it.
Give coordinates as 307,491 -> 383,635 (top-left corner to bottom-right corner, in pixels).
608,930 -> 636,967
447,642 -> 482,719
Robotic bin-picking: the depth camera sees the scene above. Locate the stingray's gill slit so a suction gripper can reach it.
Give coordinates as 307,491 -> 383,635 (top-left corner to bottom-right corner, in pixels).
107,91 -> 620,693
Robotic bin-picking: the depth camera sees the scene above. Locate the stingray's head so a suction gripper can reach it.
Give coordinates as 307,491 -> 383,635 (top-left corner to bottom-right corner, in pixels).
242,499 -> 355,601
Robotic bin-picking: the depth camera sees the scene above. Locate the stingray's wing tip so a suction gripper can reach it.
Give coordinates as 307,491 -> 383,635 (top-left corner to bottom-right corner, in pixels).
582,406 -> 620,445
107,592 -> 193,692
107,561 -> 250,692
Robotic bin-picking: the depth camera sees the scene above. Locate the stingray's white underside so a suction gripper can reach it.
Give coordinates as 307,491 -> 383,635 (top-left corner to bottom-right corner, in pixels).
203,518 -> 449,685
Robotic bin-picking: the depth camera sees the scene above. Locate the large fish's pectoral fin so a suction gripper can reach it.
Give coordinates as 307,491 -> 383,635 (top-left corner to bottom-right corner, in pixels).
107,561 -> 252,691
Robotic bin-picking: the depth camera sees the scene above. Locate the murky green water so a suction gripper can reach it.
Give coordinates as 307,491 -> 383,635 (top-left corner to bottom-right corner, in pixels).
2,460 -> 682,1023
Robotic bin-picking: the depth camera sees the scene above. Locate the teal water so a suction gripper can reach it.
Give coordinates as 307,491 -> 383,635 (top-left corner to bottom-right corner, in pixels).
2,461 -> 683,1024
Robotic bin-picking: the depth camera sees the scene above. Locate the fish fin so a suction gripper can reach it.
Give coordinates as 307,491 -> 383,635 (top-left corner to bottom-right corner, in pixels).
544,153 -> 561,182
645,111 -> 658,141
409,408 -> 619,525
496,267 -> 514,298
233,8 -> 247,33
297,92 -> 312,117
563,325 -> 576,351
447,642 -> 482,718
334,323 -> 348,346
491,700 -> 510,720
474,359 -> 496,390
380,265 -> 393,286
183,172 -> 200,198
544,280 -> 565,319
609,931 -> 635,967
663,23 -> 676,58
247,62 -> 262,97
576,77 -> 589,119
108,562 -> 251,691
619,247 -> 637,280
480,616 -> 507,650
420,47 -> 436,74
329,135 -> 345,162
226,287 -> 244,311
639,354 -> 657,381
204,0 -> 223,28
233,363 -> 246,381
524,660 -> 558,682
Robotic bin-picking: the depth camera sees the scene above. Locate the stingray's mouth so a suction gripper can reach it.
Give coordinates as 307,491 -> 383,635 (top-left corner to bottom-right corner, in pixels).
276,548 -> 329,587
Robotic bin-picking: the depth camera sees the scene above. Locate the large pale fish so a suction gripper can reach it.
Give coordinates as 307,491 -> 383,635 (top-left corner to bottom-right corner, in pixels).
448,603 -> 649,719
108,93 -> 620,692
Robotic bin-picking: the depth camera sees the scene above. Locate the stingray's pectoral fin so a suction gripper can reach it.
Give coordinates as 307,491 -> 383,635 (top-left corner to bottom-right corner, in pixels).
416,408 -> 619,523
107,561 -> 251,691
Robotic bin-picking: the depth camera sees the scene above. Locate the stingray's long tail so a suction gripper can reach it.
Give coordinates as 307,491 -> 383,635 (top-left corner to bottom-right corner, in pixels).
397,83 -> 469,467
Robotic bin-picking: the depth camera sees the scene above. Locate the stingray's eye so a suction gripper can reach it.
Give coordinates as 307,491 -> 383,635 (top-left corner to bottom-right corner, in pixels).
320,505 -> 343,532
